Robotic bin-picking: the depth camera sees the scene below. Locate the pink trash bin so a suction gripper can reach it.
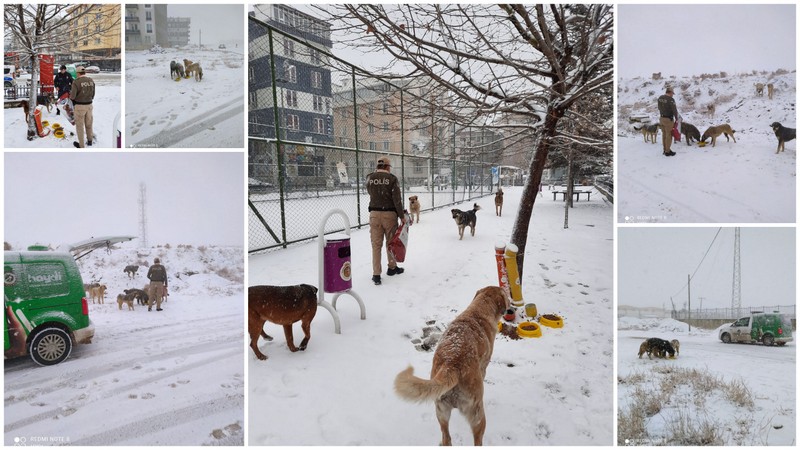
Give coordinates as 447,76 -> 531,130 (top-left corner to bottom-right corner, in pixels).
323,234 -> 352,293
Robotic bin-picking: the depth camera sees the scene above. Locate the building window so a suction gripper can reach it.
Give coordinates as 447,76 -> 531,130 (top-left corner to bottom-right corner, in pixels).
368,105 -> 374,116
368,123 -> 374,134
284,90 -> 298,108
95,37 -> 101,45
83,40 -> 89,46
96,13 -> 102,20
383,141 -> 390,151
314,118 -> 325,134
146,11 -> 152,21
249,91 -> 258,108
286,114 -> 299,130
283,38 -> 295,58
283,64 -> 296,83
309,48 -> 322,65
369,142 -> 376,150
311,71 -> 322,89
383,121 -> 389,132
313,95 -> 324,112
383,101 -> 389,114
147,23 -> 152,33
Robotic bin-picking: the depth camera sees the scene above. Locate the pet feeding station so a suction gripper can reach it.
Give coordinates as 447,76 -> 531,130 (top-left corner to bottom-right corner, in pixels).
318,209 -> 366,334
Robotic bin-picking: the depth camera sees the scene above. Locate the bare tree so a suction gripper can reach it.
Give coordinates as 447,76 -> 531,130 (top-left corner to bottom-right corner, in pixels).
315,4 -> 613,275
4,4 -> 119,140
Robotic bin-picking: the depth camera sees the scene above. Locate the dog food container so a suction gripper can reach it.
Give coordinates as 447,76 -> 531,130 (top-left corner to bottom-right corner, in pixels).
323,234 -> 352,293
525,303 -> 537,318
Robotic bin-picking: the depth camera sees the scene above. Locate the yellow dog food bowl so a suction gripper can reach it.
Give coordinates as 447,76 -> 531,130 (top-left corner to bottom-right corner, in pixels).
54,129 -> 65,139
51,122 -> 62,130
539,314 -> 564,328
516,321 -> 542,338
41,120 -> 50,128
698,142 -> 707,147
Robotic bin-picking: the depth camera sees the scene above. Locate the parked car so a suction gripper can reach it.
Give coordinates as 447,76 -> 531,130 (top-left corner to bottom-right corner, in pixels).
83,65 -> 100,74
4,236 -> 134,366
719,312 -> 793,346
219,44 -> 227,49
4,65 -> 16,87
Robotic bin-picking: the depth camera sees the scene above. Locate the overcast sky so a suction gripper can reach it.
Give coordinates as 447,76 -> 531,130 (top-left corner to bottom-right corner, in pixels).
168,4 -> 244,47
618,4 -> 796,78
618,227 -> 796,311
4,152 -> 243,248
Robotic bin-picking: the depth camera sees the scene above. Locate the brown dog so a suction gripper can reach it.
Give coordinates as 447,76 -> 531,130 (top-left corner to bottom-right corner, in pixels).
409,195 -> 421,223
394,286 -> 509,446
637,340 -> 652,359
670,339 -> 680,356
701,124 -> 736,147
494,188 -> 504,216
117,293 -> 135,311
248,284 -> 318,360
90,284 -> 107,304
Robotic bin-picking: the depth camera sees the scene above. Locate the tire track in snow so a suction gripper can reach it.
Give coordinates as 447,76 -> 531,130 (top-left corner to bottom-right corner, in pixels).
130,96 -> 243,148
4,347 -> 242,434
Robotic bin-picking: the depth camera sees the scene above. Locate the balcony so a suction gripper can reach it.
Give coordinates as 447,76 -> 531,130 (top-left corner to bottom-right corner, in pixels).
125,15 -> 139,22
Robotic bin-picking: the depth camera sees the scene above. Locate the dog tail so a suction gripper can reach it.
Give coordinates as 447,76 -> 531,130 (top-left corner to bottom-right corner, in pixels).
473,203 -> 481,212
394,366 -> 459,403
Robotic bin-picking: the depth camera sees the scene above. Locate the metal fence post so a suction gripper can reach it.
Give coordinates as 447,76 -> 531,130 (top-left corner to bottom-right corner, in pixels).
351,68 -> 362,228
268,27 -> 288,248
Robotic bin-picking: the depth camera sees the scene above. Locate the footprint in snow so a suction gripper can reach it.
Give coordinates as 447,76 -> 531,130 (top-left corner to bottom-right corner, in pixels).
141,393 -> 156,400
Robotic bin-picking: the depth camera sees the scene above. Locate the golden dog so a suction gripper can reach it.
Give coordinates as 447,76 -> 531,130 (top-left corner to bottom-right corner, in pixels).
408,195 -> 421,223
701,124 -> 736,147
185,62 -> 203,81
670,339 -> 680,356
117,293 -> 135,311
90,284 -> 107,304
767,83 -> 774,100
394,286 -> 509,446
755,83 -> 764,97
494,188 -> 503,216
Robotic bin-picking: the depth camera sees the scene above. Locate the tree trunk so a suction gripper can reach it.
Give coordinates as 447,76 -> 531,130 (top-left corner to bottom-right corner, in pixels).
26,51 -> 39,140
510,106 -> 563,277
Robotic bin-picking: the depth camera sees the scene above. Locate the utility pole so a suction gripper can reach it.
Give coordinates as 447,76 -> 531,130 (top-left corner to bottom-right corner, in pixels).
732,227 -> 741,312
687,274 -> 692,332
138,183 -> 148,248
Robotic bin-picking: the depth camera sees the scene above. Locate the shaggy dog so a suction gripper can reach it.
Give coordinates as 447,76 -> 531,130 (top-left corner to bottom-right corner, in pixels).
670,339 -> 681,356
770,122 -> 795,154
124,288 -> 150,306
701,124 -> 737,147
394,286 -> 509,446
185,62 -> 203,81
634,124 -> 659,144
646,337 -> 676,359
755,83 -> 764,97
169,60 -> 184,79
408,195 -> 421,223
451,203 -> 481,240
90,284 -> 107,304
494,188 -> 504,216
123,264 -> 139,278
248,284 -> 318,360
117,293 -> 135,311
680,122 -> 701,146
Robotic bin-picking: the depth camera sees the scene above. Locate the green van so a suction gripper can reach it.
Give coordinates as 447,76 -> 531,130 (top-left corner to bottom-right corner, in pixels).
4,236 -> 133,365
718,312 -> 794,346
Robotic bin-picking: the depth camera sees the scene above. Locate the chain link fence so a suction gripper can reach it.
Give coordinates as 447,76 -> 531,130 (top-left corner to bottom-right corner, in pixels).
248,12 -> 501,253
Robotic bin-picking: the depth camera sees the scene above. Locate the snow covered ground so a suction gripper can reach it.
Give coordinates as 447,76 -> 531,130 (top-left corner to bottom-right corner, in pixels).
618,317 -> 795,446
3,73 -> 121,149
248,185 -> 614,445
125,47 -> 244,148
617,70 -> 796,223
3,243 -> 244,446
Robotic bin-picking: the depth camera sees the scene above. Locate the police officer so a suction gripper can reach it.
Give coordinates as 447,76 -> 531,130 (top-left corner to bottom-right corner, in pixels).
366,156 -> 405,285
657,87 -> 679,156
146,257 -> 168,311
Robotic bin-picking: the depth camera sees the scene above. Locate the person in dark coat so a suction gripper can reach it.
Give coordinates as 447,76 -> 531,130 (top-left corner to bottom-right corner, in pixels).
53,65 -> 73,115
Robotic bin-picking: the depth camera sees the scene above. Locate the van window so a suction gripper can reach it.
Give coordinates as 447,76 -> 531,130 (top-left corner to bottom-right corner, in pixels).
24,263 -> 69,298
734,317 -> 750,327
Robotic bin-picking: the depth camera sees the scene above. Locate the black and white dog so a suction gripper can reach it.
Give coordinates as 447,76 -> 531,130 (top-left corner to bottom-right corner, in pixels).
771,122 -> 796,154
451,203 -> 481,240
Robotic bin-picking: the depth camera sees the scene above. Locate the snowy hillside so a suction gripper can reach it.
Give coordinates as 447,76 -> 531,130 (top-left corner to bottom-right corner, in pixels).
3,243 -> 245,446
125,47 -> 244,148
617,70 -> 796,223
618,317 -> 795,445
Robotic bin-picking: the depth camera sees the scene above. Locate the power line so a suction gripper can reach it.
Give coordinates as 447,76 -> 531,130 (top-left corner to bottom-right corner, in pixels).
669,227 -> 723,300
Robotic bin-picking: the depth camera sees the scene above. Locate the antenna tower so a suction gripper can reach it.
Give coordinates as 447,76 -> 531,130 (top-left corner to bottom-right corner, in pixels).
138,183 -> 149,248
731,227 -> 741,309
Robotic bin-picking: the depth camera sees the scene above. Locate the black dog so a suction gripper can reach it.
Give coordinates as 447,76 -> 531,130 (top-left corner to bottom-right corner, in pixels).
771,122 -> 795,154
123,264 -> 139,278
680,122 -> 701,146
124,288 -> 149,306
645,337 -> 675,359
169,60 -> 185,80
451,203 -> 481,240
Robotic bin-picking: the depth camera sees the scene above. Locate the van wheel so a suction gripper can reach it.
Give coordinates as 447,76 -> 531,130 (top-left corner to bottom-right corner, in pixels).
29,328 -> 73,366
721,333 -> 731,343
762,334 -> 775,346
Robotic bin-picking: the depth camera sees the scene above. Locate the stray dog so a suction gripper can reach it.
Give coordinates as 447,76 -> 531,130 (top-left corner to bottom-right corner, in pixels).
494,188 -> 504,216
124,288 -> 150,306
117,293 -> 135,311
408,195 -> 421,223
637,339 -> 652,359
169,60 -> 184,79
755,83 -> 764,97
701,124 -> 737,147
670,339 -> 680,356
394,286 -> 509,446
451,203 -> 481,240
646,337 -> 675,358
183,59 -> 193,73
185,62 -> 203,81
767,83 -> 774,100
123,264 -> 139,278
90,284 -> 107,304
680,122 -> 701,146
248,284 -> 318,360
770,122 -> 795,154
634,124 -> 659,144
21,94 -> 56,122
707,104 -> 716,119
